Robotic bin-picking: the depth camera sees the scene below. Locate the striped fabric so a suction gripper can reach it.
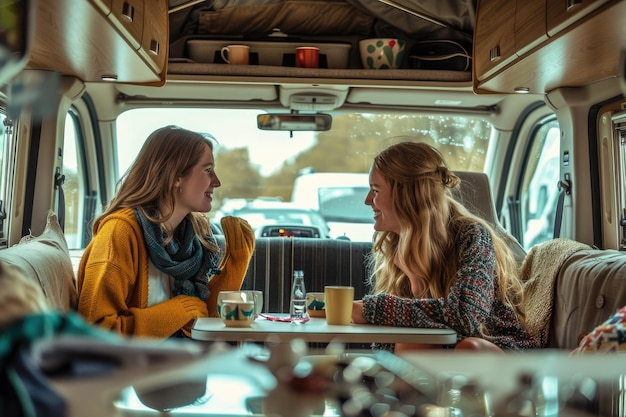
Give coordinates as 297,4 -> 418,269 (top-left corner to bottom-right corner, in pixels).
239,237 -> 372,314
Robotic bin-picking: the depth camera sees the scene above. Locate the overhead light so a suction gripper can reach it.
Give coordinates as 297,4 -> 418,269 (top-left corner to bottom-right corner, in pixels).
514,87 -> 530,93
289,94 -> 339,111
280,85 -> 349,110
101,74 -> 118,81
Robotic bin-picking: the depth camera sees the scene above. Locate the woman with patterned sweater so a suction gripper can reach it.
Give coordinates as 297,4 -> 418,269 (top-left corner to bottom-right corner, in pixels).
77,126 -> 254,338
351,141 -> 539,352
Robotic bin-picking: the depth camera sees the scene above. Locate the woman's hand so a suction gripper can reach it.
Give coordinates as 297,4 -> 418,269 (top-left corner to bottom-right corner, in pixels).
351,300 -> 367,324
178,295 -> 209,337
207,216 -> 255,317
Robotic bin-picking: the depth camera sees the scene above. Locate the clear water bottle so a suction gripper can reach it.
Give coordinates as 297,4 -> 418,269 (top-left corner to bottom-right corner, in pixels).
290,270 -> 307,324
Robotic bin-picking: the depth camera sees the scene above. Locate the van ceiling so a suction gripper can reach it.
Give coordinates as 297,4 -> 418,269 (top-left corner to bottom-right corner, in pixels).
168,0 -> 476,46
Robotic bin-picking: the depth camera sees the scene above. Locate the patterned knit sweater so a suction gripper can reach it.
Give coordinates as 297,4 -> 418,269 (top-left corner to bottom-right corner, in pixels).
363,222 -> 539,351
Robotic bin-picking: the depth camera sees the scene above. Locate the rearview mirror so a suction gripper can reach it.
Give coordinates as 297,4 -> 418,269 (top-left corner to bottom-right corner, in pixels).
257,113 -> 332,131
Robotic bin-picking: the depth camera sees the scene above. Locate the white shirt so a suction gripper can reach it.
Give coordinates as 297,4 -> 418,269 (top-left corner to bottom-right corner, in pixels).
147,260 -> 173,306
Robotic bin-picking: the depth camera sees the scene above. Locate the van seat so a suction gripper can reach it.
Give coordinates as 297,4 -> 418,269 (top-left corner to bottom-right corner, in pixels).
453,171 -> 527,265
237,237 -> 371,315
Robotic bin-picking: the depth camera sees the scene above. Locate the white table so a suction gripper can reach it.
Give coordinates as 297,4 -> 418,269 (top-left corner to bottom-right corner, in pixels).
51,347 -> 623,417
191,315 -> 457,345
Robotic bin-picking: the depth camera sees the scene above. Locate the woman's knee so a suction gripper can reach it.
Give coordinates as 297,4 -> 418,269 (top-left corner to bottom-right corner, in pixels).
455,337 -> 505,354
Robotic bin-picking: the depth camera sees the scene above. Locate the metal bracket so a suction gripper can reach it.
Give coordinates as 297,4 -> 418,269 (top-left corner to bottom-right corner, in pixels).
557,173 -> 572,195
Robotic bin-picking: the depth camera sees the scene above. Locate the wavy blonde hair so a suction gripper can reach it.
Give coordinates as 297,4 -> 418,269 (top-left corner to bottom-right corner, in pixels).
93,126 -> 217,250
368,141 -> 526,326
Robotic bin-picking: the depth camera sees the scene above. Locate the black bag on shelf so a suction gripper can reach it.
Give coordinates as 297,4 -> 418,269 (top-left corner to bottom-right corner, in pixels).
409,40 -> 472,71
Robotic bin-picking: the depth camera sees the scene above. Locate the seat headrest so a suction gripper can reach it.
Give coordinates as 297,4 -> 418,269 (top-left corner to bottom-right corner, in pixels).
453,171 -> 527,265
452,171 -> 499,226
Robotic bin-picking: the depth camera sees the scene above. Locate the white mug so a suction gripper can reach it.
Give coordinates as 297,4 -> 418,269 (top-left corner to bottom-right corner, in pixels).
220,45 -> 250,65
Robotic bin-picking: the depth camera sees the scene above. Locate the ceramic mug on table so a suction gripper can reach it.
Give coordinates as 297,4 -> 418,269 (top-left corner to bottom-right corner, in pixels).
220,44 -> 250,65
306,292 -> 326,317
220,300 -> 255,327
244,290 -> 263,317
217,290 -> 262,318
324,286 -> 354,325
216,290 -> 243,316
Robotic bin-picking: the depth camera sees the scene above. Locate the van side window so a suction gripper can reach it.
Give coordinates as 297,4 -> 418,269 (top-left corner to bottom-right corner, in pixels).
519,118 -> 561,250
62,109 -> 87,249
617,120 -> 626,250
0,111 -> 9,248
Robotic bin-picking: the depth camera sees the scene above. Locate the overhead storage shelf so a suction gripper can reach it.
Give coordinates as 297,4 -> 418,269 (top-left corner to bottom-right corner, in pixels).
167,62 -> 472,86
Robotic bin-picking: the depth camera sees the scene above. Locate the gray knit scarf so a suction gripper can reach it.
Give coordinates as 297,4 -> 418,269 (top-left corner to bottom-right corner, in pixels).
133,208 -> 220,300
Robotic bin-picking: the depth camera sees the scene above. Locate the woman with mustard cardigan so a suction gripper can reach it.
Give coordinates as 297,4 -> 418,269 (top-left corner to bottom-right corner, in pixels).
77,126 -> 254,338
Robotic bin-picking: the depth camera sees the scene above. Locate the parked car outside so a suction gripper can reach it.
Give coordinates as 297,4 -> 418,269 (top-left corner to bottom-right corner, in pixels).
213,200 -> 331,239
291,172 -> 374,241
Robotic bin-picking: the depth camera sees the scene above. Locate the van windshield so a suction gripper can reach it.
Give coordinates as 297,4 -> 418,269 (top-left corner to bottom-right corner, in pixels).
318,186 -> 372,223
116,108 -> 493,241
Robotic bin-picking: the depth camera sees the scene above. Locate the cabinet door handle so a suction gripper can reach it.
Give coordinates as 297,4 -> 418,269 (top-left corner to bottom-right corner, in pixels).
122,1 -> 134,22
149,39 -> 160,56
566,0 -> 582,11
489,45 -> 501,62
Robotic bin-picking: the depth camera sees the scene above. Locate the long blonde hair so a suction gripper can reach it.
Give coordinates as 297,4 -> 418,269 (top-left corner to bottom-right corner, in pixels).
93,126 -> 217,250
368,141 -> 526,323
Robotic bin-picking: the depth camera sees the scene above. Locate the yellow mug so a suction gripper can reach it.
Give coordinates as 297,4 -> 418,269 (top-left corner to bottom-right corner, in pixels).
324,286 -> 354,325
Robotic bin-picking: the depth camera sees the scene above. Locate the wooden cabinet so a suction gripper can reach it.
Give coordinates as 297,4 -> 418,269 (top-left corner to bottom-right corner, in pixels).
473,0 -> 517,82
139,0 -> 169,75
514,0 -> 547,55
474,0 -> 626,94
547,0 -> 609,36
474,0 -> 547,83
110,0 -> 145,49
92,0 -> 113,15
27,0 -> 167,85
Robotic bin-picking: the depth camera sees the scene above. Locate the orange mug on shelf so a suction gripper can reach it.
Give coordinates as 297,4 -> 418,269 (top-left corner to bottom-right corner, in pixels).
296,47 -> 319,68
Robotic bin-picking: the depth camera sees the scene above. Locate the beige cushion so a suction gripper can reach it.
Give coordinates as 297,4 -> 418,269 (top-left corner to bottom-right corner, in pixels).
549,249 -> 626,350
520,238 -> 592,347
0,211 -> 77,311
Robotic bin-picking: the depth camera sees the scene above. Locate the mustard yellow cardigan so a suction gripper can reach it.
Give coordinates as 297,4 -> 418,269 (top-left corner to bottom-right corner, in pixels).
77,208 -> 254,338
